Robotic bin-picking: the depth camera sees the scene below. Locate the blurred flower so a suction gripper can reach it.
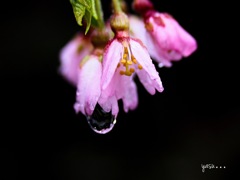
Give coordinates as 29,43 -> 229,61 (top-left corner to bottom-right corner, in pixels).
144,11 -> 197,67
132,0 -> 197,67
59,33 -> 93,85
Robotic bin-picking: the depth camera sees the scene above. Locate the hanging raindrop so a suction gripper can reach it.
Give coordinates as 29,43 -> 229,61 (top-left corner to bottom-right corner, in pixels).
86,104 -> 117,134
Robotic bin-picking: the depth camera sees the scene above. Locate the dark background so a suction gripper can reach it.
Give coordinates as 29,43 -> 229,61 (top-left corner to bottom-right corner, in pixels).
1,0 -> 239,180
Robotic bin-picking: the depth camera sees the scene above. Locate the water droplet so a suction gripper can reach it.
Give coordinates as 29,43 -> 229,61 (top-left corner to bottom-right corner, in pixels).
86,104 -> 116,134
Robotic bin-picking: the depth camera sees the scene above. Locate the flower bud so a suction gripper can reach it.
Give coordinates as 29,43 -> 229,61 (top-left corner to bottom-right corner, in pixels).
110,12 -> 129,33
91,29 -> 111,48
132,0 -> 153,15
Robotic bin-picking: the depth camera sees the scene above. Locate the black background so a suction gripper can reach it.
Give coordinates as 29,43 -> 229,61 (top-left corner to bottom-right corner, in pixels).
1,0 -> 239,180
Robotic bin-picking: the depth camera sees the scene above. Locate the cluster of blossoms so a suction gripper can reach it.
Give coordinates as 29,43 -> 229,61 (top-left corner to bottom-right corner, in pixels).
59,0 -> 197,134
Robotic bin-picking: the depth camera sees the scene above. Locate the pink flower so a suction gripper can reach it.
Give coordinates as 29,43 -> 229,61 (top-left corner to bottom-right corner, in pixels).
143,11 -> 197,67
99,69 -> 138,113
130,0 -> 197,68
73,51 -> 119,134
74,55 -> 102,116
73,46 -> 120,117
129,15 -> 173,67
59,33 -> 93,85
60,28 -> 120,118
100,33 -> 164,112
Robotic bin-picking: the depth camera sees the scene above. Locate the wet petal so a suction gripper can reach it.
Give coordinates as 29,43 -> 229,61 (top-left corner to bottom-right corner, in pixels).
130,39 -> 164,93
145,12 -> 197,66
110,96 -> 119,117
122,80 -> 138,112
98,96 -> 119,117
102,39 -> 122,89
115,73 -> 132,100
59,34 -> 93,86
100,69 -> 122,105
174,23 -> 197,56
136,69 -> 156,95
160,13 -> 197,56
74,56 -> 102,116
145,32 -> 173,67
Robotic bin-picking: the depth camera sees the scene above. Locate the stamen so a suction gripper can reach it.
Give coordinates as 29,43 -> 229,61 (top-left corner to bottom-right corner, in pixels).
145,22 -> 153,32
120,70 -> 125,75
138,64 -> 143,69
132,56 -> 137,64
120,59 -> 126,64
127,60 -> 133,65
125,71 -> 132,76
118,41 -> 143,76
124,47 -> 128,53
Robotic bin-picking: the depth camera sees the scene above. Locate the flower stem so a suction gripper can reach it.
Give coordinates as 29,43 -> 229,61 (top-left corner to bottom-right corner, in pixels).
95,0 -> 105,29
112,0 -> 122,13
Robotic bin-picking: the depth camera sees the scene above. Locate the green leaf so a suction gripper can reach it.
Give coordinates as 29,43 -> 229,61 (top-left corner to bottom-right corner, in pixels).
90,0 -> 98,19
70,0 -> 100,34
71,2 -> 85,26
92,0 -> 104,29
84,9 -> 92,34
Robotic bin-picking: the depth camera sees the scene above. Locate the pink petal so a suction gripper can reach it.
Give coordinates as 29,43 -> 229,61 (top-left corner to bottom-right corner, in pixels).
128,15 -> 171,67
101,39 -> 122,90
122,80 -> 138,112
59,34 -> 93,86
174,23 -> 197,56
136,69 -> 155,95
130,39 -> 164,93
129,15 -> 148,45
145,32 -> 173,67
74,55 -> 102,116
98,96 -> 119,117
100,70 -> 121,104
154,13 -> 197,56
110,96 -> 119,117
161,14 -> 197,56
115,73 -> 132,100
145,12 -> 197,66
99,71 -> 123,112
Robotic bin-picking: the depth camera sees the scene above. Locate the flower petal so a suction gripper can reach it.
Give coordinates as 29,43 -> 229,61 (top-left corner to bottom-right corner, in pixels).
129,16 -> 172,67
136,69 -> 155,95
110,96 -> 119,117
100,70 -> 121,104
102,39 -> 122,90
152,13 -> 197,58
145,33 -> 173,67
98,95 -> 119,117
130,39 -> 164,93
122,80 -> 138,112
59,34 -> 93,86
74,55 -> 102,116
174,22 -> 197,56
160,13 -> 197,56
